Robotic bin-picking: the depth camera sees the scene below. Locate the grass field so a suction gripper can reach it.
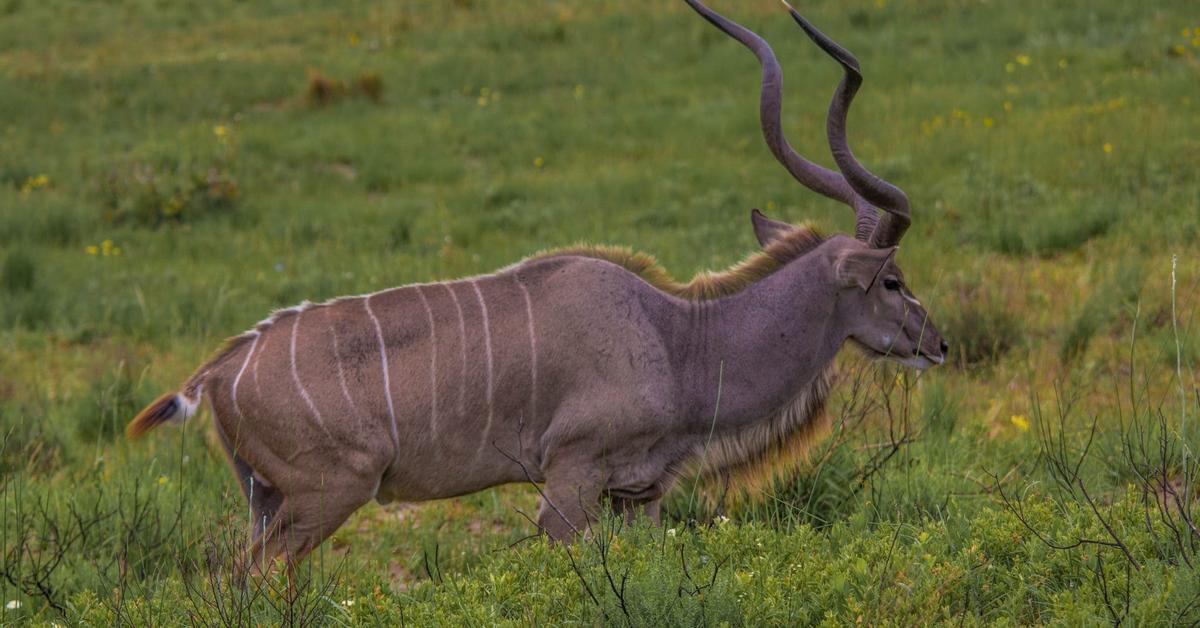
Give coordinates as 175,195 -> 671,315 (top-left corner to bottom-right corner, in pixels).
2,0 -> 1199,624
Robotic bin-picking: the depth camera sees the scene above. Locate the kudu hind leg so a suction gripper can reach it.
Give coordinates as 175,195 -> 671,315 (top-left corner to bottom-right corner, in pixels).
214,422 -> 285,557
228,452 -> 284,544
242,486 -> 372,577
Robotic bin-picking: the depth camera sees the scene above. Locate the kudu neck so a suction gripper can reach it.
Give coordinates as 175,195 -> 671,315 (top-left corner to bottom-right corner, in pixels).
676,248 -> 846,426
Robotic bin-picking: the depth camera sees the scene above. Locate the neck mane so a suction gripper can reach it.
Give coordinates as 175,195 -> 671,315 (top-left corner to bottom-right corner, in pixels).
530,223 -> 836,503
527,223 -> 825,300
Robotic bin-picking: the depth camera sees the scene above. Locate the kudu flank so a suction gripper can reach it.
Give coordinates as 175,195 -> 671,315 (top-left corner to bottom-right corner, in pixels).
127,1 -> 946,570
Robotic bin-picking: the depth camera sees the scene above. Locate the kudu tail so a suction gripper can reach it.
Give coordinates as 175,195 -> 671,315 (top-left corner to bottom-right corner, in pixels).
126,381 -> 205,439
126,329 -> 260,439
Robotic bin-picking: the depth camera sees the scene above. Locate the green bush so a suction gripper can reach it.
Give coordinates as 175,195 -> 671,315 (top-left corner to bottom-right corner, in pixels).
939,280 -> 1022,369
1,248 -> 35,293
96,161 -> 240,227
1059,261 -> 1143,363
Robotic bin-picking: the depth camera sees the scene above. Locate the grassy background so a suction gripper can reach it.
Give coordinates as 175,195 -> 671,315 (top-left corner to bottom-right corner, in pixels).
2,0 -> 1199,624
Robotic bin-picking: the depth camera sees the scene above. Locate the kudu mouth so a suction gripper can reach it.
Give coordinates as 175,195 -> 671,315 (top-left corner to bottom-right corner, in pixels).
914,336 -> 948,368
917,349 -> 946,367
889,347 -> 944,370
851,334 -> 947,369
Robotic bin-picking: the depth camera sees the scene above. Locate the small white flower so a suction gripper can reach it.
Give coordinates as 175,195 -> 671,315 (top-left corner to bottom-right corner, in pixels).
716,515 -> 730,525
666,528 -> 677,538
5,600 -> 20,610
340,599 -> 355,607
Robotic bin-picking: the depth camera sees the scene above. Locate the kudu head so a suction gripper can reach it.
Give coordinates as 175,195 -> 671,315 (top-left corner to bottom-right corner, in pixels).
687,0 -> 947,368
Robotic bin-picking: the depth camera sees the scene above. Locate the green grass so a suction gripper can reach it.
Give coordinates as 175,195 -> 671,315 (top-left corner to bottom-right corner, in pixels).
2,0 -> 1200,624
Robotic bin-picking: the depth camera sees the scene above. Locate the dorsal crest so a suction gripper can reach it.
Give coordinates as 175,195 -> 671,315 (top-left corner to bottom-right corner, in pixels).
530,222 -> 825,300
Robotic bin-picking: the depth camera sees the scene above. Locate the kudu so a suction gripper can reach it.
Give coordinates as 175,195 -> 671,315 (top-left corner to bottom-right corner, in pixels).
127,0 -> 946,570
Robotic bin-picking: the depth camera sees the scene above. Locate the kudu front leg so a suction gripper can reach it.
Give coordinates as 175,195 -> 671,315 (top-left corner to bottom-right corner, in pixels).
537,461 -> 606,542
610,498 -> 663,526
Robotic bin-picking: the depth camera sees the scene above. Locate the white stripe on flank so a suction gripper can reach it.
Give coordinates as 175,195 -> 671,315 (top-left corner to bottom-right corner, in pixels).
415,286 -> 439,438
327,320 -> 361,423
231,332 -> 260,420
443,283 -> 468,417
290,311 -> 332,437
516,277 -> 538,425
364,296 -> 401,452
470,280 -> 495,450
251,331 -> 269,401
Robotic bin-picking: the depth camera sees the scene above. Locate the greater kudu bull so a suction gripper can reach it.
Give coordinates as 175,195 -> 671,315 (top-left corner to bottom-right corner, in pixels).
128,0 -> 947,571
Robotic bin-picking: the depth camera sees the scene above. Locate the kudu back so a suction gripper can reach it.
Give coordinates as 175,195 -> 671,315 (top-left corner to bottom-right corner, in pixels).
127,0 -> 946,570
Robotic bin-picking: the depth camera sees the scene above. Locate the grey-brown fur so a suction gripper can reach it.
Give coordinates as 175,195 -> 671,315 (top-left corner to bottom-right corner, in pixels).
127,1 -> 948,569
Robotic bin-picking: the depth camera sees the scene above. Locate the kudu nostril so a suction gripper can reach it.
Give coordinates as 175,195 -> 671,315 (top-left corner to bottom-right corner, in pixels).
940,340 -> 949,354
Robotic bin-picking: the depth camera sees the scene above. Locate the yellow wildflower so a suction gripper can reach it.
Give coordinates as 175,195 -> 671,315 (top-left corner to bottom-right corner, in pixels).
1005,62 -> 1015,73
1103,142 -> 1113,153
1015,54 -> 1031,66
533,156 -> 545,168
574,84 -> 586,99
157,475 -> 169,485
983,117 -> 995,127
1010,414 -> 1030,431
348,33 -> 360,47
213,125 -> 228,138
1057,58 -> 1068,69
1003,101 -> 1013,113
20,173 -> 50,195
85,245 -> 98,255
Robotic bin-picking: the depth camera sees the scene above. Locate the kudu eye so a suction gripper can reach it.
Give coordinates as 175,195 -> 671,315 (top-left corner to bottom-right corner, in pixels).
882,278 -> 901,291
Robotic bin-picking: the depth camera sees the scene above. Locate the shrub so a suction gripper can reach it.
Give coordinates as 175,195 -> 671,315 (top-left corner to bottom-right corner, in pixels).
1059,261 -> 1143,363
356,72 -> 384,103
305,70 -> 384,106
0,250 -> 49,328
964,163 -> 1121,257
96,161 -> 240,227
305,70 -> 345,106
939,279 -> 1022,369
73,362 -> 144,442
974,201 -> 1119,258
1,248 -> 35,293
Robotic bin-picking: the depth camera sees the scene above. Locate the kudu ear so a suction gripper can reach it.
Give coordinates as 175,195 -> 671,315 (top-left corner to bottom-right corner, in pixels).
834,246 -> 897,291
750,209 -> 795,247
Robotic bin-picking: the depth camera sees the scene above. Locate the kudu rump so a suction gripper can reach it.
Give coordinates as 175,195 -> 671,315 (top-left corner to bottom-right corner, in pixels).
128,1 -> 946,570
